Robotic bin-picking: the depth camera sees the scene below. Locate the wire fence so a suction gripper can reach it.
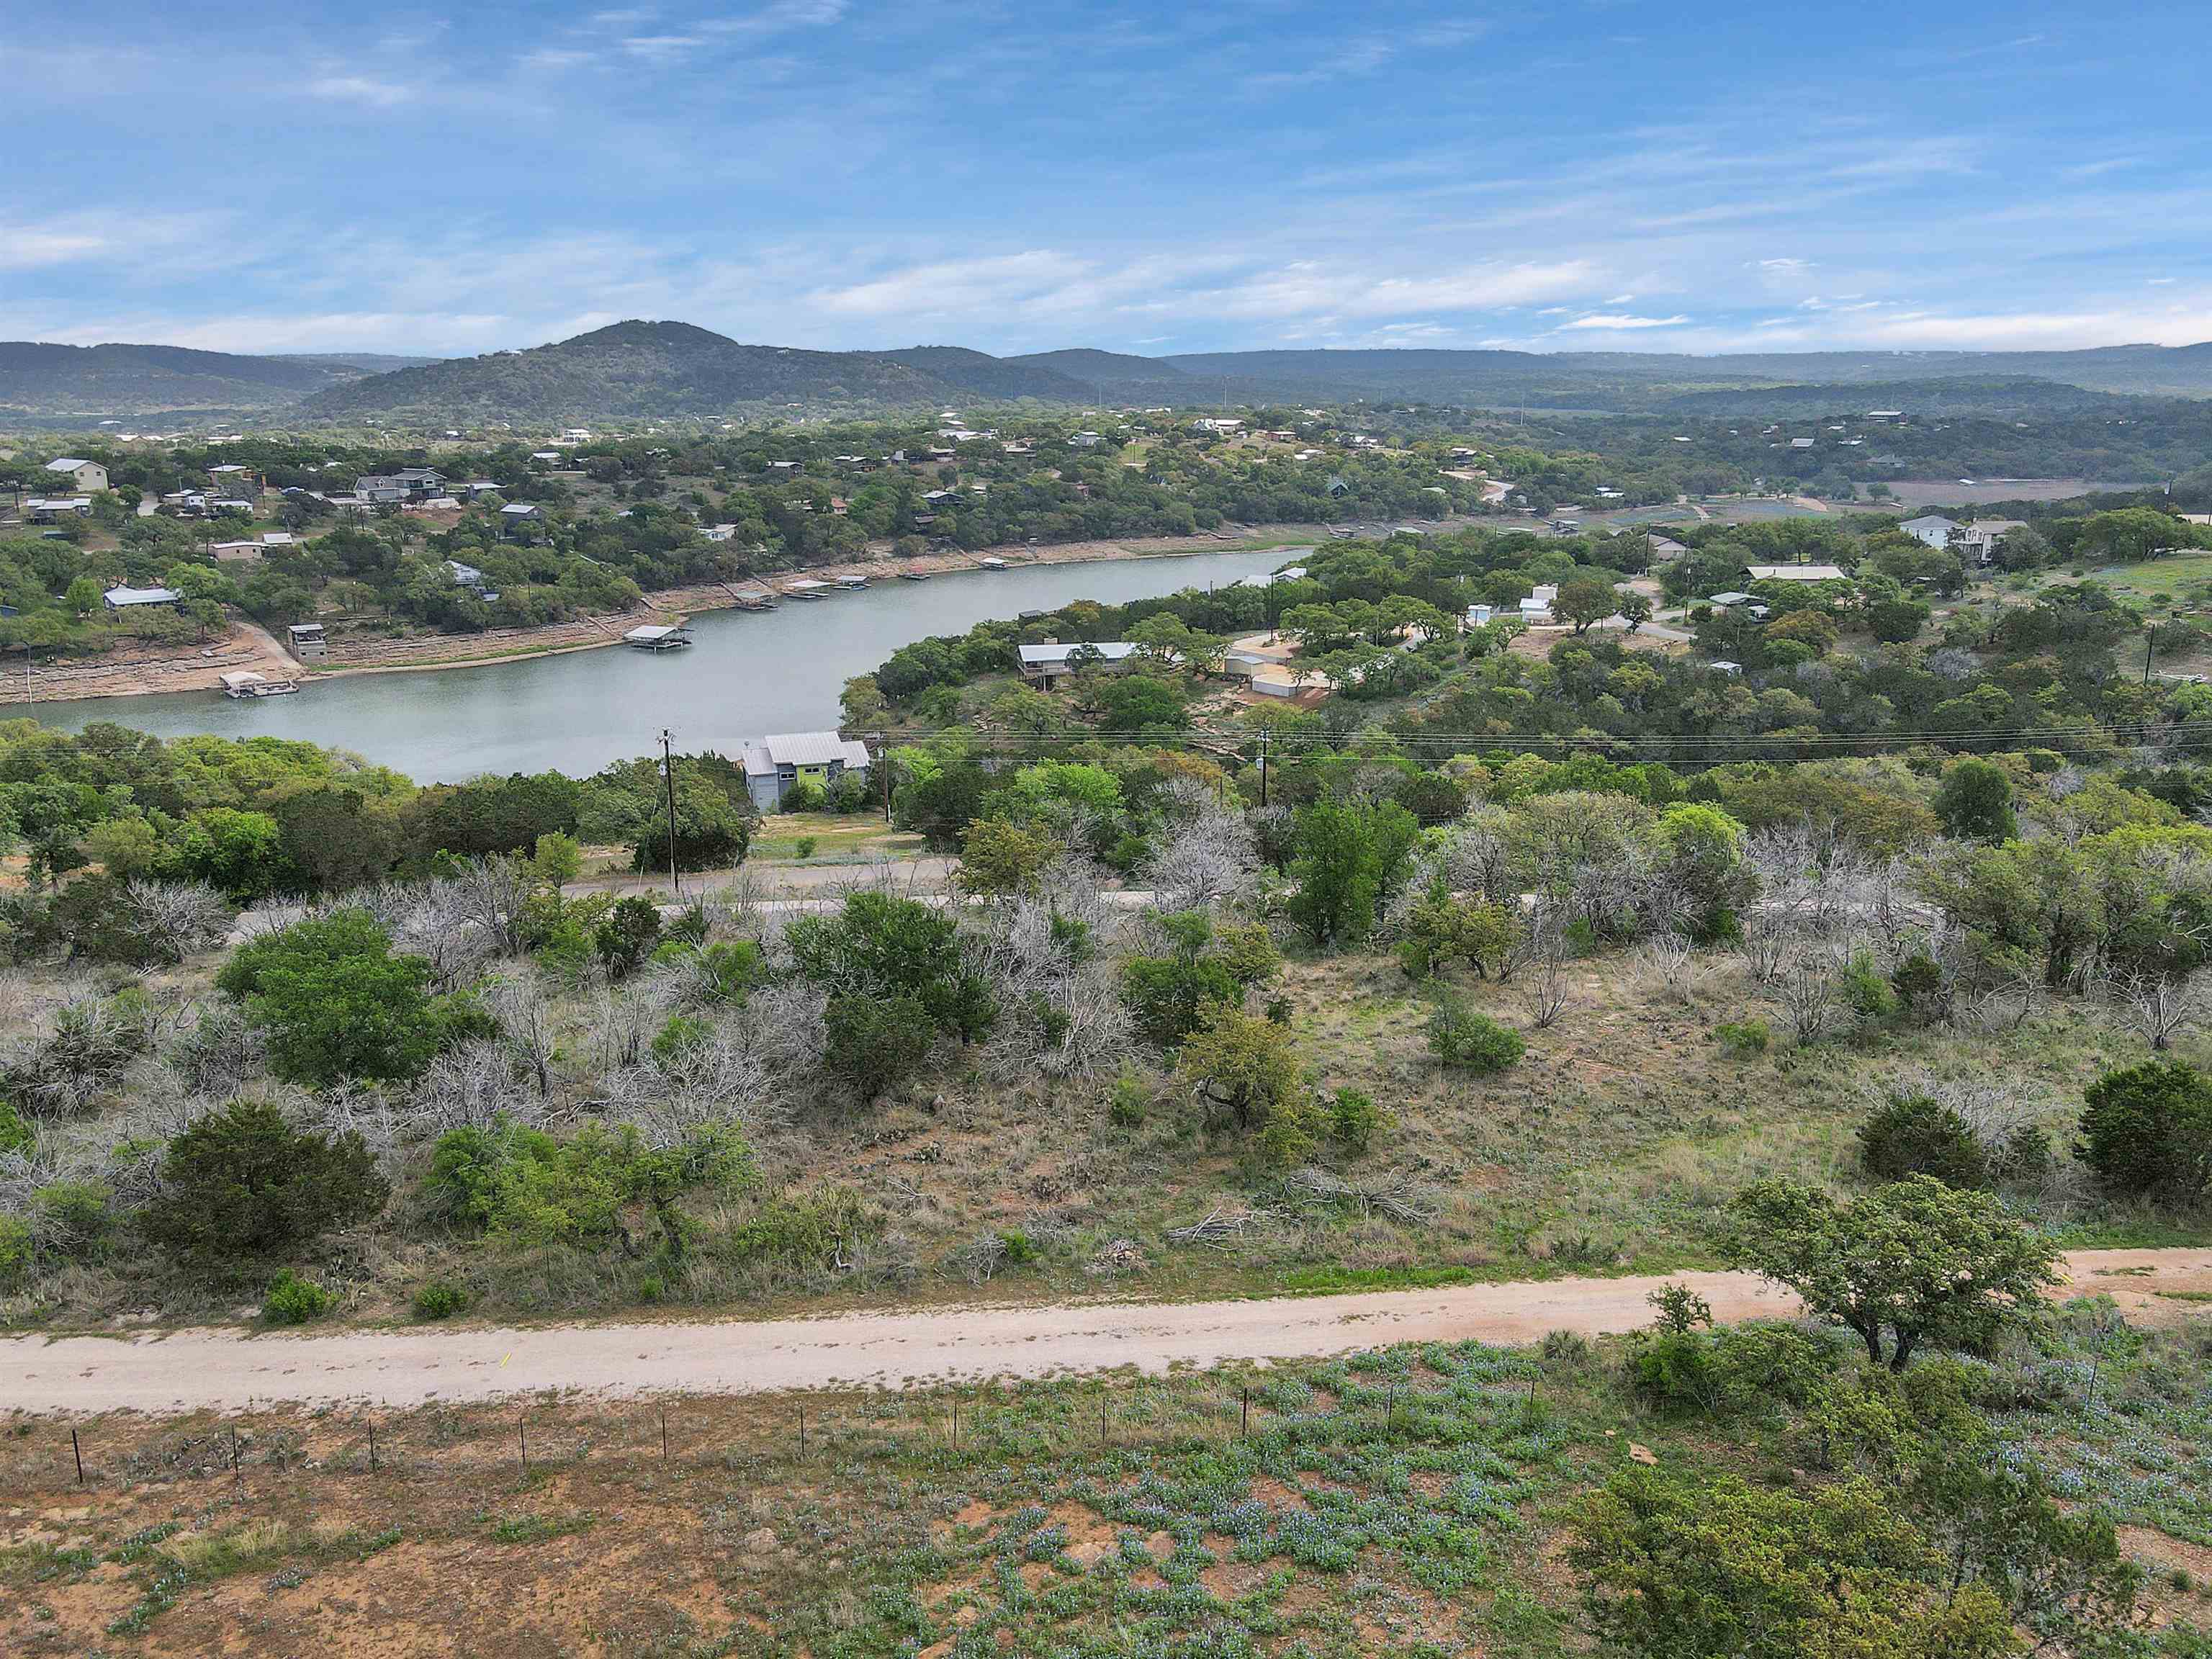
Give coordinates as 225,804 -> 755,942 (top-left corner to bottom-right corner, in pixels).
19,1367 -> 1537,1498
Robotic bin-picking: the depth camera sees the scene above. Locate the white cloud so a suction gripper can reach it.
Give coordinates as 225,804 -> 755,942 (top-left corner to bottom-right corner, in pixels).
1560,313 -> 1690,330
0,225 -> 110,271
305,75 -> 412,108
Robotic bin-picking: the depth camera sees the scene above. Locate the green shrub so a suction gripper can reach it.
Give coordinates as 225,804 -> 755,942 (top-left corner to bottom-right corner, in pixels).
651,1013 -> 712,1068
778,781 -> 827,814
725,1187 -> 876,1268
1838,949 -> 1898,1020
1426,996 -> 1524,1072
31,1181 -> 112,1262
410,1280 -> 470,1321
1628,1323 -> 1834,1417
0,1215 -> 29,1287
1715,1020 -> 1771,1058
262,1270 -> 336,1326
593,896 -> 663,979
1858,1095 -> 1992,1189
1326,1087 -> 1388,1154
1889,952 -> 1949,1022
997,1229 -> 1040,1265
221,911 -> 446,1087
793,836 -> 817,860
0,1101 -> 31,1155
1107,1070 -> 1148,1128
824,992 -> 938,1100
143,1101 -> 387,1271
2080,1060 -> 2212,1202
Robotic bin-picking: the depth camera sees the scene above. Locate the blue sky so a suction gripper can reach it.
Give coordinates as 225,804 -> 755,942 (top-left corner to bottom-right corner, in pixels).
6,1 -> 2211,359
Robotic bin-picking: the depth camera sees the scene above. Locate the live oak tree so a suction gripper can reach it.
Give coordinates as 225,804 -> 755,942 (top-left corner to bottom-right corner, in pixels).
1555,575 -> 1619,634
1725,1175 -> 2059,1370
1570,1469 -> 2019,1659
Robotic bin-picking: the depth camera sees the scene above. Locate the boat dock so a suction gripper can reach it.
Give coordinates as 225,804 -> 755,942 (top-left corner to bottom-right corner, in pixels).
220,670 -> 299,698
624,623 -> 693,652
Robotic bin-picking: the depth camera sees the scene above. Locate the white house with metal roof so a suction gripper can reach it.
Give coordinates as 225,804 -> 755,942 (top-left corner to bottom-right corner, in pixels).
1899,513 -> 1960,549
102,584 -> 180,610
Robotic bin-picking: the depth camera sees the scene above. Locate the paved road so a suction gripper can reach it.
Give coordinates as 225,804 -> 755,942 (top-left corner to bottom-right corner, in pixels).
6,1249 -> 2205,1416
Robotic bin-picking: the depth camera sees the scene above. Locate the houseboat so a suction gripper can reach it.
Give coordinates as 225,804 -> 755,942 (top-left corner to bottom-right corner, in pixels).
977,556 -> 1009,570
219,670 -> 298,699
835,574 -> 871,591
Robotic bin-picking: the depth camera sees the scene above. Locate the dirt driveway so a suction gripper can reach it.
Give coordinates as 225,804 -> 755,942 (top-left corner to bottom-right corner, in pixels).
6,1249 -> 2205,1416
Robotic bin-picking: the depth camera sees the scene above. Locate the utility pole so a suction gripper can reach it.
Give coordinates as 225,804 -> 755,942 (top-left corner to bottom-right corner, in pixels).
1257,728 -> 1269,809
872,731 -> 891,822
658,729 -> 680,896
2145,625 -> 2156,686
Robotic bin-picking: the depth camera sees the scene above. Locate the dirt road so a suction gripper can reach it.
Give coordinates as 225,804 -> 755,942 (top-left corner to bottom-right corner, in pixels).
6,1250 -> 2206,1417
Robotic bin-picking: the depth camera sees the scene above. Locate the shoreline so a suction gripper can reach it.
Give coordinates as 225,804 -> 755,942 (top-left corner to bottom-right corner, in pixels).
5,523 -> 1339,703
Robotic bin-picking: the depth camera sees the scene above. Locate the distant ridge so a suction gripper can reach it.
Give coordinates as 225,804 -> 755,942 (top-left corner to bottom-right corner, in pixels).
0,341 -> 407,419
12,321 -> 2212,427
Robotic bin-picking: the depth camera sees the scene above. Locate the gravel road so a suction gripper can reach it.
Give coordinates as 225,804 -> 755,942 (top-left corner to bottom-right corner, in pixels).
6,1249 -> 2206,1416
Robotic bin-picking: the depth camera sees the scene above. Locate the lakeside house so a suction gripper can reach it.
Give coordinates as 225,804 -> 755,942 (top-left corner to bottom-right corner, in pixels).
43,457 -> 108,492
739,732 -> 871,812
1017,639 -> 1150,689
1899,513 -> 1960,549
103,584 -> 180,611
287,622 -> 327,661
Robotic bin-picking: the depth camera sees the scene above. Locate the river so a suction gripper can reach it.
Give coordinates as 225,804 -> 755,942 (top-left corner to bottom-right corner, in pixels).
0,547 -> 1304,782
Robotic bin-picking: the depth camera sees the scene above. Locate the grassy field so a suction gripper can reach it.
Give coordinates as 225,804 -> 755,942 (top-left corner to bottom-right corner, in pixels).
4,1310 -> 2206,1655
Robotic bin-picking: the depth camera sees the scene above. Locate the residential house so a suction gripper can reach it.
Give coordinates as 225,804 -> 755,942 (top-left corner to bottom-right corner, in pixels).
1959,520 -> 2026,563
42,457 -> 108,492
287,622 -> 327,661
1016,639 -> 1149,689
23,497 -> 91,521
354,467 -> 446,503
738,732 -> 871,812
103,584 -> 179,611
1899,513 -> 1960,549
1519,584 -> 1559,623
499,503 -> 542,536
1745,564 -> 1849,583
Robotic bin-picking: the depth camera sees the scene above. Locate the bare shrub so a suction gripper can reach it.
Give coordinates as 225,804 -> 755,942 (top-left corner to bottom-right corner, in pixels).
1640,932 -> 1704,999
2108,969 -> 2209,1051
1776,951 -> 1843,1045
410,1039 -> 532,1134
1145,804 -> 1257,912
163,1001 -> 265,1099
121,880 -> 235,961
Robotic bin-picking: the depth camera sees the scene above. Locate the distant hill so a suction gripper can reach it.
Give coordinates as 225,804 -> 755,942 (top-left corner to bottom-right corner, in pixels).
300,322 -> 1114,423
873,346 -> 1098,403
1655,376 -> 2134,418
17,321 -> 2212,428
0,341 -> 395,421
266,351 -> 444,376
1007,349 -> 1200,405
1158,345 -> 2212,408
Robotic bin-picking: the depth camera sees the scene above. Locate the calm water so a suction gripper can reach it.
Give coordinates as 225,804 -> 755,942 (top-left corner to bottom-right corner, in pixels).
0,549 -> 1303,782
